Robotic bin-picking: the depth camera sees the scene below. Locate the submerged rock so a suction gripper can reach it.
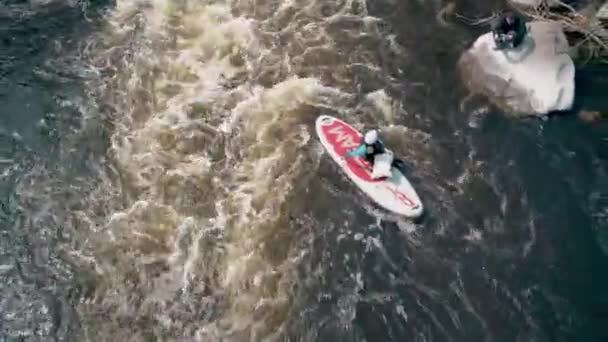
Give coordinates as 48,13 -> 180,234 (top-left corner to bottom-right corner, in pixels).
598,1 -> 608,20
458,20 -> 575,117
508,0 -> 563,8
578,110 -> 604,122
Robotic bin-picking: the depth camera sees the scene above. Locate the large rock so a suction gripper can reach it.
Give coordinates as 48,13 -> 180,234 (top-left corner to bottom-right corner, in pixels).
458,20 -> 575,117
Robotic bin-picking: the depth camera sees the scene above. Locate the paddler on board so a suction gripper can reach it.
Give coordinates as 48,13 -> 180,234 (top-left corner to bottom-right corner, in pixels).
341,129 -> 407,174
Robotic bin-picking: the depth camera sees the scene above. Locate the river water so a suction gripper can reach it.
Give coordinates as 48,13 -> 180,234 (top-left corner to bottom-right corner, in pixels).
1,0 -> 607,341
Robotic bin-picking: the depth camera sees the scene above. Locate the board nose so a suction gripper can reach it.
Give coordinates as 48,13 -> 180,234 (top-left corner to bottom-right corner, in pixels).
317,115 -> 333,125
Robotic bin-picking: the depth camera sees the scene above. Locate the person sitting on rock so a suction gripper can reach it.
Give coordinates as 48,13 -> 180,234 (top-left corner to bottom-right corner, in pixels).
491,12 -> 527,50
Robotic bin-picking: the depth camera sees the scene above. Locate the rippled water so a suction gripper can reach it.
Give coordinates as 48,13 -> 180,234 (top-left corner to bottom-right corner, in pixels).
1,0 -> 607,341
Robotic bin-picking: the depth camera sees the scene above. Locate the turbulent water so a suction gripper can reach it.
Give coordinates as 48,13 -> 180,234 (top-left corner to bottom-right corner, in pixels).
1,0 -> 607,341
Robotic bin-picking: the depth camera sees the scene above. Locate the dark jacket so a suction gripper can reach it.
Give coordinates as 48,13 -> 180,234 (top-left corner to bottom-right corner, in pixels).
346,140 -> 386,162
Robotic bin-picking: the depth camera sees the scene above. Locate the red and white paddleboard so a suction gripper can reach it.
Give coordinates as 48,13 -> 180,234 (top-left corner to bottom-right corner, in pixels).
315,115 -> 423,218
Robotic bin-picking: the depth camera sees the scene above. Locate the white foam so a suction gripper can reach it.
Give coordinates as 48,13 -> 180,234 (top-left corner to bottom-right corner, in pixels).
365,89 -> 400,123
63,0 -> 409,339
396,304 -> 409,322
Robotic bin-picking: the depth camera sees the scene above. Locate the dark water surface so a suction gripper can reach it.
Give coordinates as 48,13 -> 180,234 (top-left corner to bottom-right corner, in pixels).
0,0 -> 108,339
1,0 -> 607,341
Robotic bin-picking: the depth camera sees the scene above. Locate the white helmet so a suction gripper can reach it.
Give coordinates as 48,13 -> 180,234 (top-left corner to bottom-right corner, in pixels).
364,130 -> 378,145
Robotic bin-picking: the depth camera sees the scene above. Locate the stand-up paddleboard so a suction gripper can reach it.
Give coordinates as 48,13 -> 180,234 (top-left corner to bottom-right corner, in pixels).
315,115 -> 423,218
